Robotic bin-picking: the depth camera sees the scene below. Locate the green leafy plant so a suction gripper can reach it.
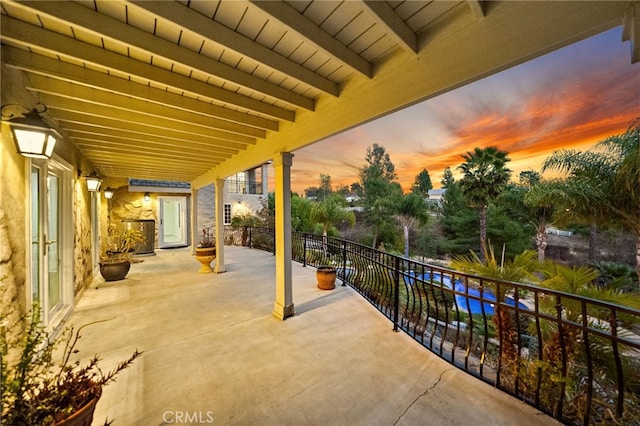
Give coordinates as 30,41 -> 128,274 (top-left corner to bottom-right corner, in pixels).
1,302 -> 141,425
100,225 -> 146,264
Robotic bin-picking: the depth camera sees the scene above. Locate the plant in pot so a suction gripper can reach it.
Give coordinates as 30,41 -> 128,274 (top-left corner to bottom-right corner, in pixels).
195,227 -> 216,273
99,225 -> 145,281
0,300 -> 142,425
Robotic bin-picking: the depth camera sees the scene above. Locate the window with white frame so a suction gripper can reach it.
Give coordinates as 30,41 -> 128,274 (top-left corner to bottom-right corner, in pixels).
224,204 -> 232,225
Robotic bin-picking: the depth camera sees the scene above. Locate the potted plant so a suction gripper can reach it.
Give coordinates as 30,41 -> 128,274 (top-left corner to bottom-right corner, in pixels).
0,301 -> 142,425
316,265 -> 337,290
99,225 -> 145,281
195,227 -> 216,273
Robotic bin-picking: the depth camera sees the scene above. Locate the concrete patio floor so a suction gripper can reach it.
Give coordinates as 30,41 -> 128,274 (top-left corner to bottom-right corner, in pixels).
70,246 -> 559,426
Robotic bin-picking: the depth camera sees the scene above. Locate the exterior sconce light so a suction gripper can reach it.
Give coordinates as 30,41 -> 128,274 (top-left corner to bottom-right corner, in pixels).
103,187 -> 115,199
78,170 -> 102,192
144,192 -> 150,202
1,104 -> 60,159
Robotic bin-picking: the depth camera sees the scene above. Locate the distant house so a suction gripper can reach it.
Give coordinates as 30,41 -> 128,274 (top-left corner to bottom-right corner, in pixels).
197,164 -> 269,231
427,189 -> 446,206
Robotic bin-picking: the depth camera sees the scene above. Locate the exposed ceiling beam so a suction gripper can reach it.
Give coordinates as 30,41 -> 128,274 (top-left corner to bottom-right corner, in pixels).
25,74 -> 267,139
64,126 -> 230,157
52,111 -> 243,154
3,46 -> 282,130
128,0 -> 339,97
249,0 -> 373,78
34,92 -> 259,145
1,15 -> 296,121
362,1 -> 417,53
467,1 -> 486,19
622,3 -> 639,63
72,136 -> 229,160
8,0 -> 316,110
47,104 -> 253,148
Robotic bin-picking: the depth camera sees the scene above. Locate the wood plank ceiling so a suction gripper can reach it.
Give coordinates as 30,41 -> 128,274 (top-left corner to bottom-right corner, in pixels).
1,1 -> 637,187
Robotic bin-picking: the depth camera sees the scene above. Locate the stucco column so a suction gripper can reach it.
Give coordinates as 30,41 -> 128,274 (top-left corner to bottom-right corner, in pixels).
273,152 -> 294,320
190,186 -> 198,255
214,179 -> 226,273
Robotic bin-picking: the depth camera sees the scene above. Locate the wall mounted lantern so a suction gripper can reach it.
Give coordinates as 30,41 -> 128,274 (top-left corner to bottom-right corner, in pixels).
103,187 -> 115,199
86,173 -> 102,192
1,104 -> 60,159
144,192 -> 150,202
78,170 -> 102,192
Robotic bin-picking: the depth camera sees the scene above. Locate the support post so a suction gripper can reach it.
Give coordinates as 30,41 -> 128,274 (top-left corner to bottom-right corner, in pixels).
214,179 -> 226,273
190,186 -> 198,255
272,152 -> 294,320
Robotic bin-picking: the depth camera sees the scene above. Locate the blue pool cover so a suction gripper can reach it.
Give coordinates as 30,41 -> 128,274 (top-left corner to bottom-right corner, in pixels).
405,272 -> 528,315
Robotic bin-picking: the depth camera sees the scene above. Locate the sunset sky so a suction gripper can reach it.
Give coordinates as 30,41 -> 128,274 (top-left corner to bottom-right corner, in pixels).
280,27 -> 639,194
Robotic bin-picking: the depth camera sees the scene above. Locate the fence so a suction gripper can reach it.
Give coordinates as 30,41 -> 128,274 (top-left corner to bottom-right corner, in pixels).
223,226 -> 640,425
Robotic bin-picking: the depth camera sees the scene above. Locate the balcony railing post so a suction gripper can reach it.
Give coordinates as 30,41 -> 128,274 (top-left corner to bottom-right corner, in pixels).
341,240 -> 347,286
303,233 -> 307,267
249,226 -> 253,249
393,256 -> 400,332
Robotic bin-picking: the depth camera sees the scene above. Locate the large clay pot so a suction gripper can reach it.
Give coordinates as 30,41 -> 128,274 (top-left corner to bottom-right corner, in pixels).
195,247 -> 216,273
54,388 -> 102,426
99,261 -> 131,281
316,266 -> 337,290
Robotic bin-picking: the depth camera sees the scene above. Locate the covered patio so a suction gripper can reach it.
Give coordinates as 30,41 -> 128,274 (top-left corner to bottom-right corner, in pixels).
72,246 -> 557,425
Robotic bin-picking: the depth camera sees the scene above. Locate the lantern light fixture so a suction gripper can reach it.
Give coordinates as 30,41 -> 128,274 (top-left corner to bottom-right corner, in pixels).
144,192 -> 150,202
1,104 -> 60,159
78,170 -> 102,192
103,187 -> 114,199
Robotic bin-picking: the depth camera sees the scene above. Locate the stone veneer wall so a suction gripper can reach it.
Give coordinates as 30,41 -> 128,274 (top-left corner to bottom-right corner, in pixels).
1,107 -> 29,319
2,62 -> 97,315
100,179 -> 158,250
74,179 -> 94,296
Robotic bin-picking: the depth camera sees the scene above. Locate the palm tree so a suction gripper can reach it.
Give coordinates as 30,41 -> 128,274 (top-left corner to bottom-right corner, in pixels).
310,194 -> 356,239
394,192 -> 429,258
451,248 -> 538,363
458,146 -> 512,262
542,118 -> 640,278
523,179 -> 565,262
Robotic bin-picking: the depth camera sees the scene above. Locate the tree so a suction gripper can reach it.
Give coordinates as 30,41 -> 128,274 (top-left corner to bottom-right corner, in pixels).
457,146 -> 512,262
319,173 -> 332,201
451,248 -> 538,364
522,179 -> 560,262
441,166 -> 455,188
395,192 -> 429,258
411,168 -> 433,198
310,193 -> 355,238
360,144 -> 400,248
542,118 -> 640,278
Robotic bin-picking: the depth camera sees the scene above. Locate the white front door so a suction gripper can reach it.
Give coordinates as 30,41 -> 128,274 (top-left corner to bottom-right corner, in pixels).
29,158 -> 73,328
158,196 -> 188,248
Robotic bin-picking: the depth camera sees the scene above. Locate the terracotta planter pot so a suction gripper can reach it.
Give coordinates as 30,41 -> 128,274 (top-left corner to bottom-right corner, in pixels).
316,266 -> 337,290
99,260 -> 131,281
195,247 -> 216,273
54,389 -> 101,426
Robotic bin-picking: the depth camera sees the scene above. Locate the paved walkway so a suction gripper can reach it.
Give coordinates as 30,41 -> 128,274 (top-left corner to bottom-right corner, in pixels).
70,246 -> 558,426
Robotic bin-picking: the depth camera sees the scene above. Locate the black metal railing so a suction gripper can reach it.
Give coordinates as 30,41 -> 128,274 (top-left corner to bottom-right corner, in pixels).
223,227 -> 640,425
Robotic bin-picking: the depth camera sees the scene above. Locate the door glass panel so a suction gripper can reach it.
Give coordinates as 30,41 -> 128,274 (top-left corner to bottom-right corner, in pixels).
159,197 -> 187,248
47,172 -> 61,313
31,166 -> 40,304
